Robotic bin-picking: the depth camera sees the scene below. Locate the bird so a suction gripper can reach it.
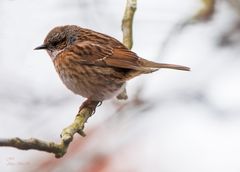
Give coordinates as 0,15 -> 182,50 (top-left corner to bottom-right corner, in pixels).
34,25 -> 190,103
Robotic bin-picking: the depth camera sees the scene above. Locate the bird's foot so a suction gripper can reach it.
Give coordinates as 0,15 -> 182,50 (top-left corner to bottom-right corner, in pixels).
78,99 -> 100,115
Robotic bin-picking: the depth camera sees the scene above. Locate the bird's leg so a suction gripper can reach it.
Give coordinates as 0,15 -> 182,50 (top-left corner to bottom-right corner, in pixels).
77,99 -> 101,136
116,87 -> 128,100
78,99 -> 100,114
61,99 -> 101,140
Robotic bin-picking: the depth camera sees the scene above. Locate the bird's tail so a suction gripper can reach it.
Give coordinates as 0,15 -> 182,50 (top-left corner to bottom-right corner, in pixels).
142,59 -> 190,71
123,58 -> 190,81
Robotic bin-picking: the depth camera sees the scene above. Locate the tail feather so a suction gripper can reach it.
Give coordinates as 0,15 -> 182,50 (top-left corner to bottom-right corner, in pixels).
142,59 -> 190,71
122,58 -> 190,81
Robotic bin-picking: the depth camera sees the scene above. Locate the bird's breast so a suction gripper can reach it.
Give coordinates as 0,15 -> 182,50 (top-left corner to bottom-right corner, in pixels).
47,49 -> 65,61
53,57 -> 126,101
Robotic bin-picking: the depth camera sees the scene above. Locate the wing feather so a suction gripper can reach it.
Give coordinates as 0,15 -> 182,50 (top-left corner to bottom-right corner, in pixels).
65,41 -> 143,70
62,41 -> 190,72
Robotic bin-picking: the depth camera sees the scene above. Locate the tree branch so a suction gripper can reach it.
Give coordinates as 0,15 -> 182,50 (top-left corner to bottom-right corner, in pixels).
0,0 -> 137,158
0,138 -> 65,158
0,100 -> 99,158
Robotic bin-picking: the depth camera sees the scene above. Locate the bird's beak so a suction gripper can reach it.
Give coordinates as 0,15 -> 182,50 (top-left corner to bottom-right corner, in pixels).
34,44 -> 47,50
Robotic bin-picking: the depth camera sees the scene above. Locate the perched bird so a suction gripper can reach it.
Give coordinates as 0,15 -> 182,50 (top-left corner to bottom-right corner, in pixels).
35,25 -> 190,102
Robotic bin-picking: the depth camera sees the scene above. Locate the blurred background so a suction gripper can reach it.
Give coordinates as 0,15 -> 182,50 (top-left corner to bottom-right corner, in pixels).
1,0 -> 240,171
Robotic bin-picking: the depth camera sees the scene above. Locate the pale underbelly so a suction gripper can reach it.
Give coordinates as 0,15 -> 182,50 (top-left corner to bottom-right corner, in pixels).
58,69 -> 125,101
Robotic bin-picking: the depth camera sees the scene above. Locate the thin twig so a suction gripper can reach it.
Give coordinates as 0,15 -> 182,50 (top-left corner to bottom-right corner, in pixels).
122,0 -> 137,49
116,0 -> 137,99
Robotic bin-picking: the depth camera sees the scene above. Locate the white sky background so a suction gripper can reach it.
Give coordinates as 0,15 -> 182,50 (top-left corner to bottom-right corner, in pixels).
0,0 -> 240,171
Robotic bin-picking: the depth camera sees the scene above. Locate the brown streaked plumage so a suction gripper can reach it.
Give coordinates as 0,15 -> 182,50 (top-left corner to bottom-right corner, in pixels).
35,25 -> 190,101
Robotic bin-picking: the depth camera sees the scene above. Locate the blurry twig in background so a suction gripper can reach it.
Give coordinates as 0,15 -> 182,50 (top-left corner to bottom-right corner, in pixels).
228,0 -> 240,16
218,21 -> 240,46
193,0 -> 215,22
0,0 -> 138,158
160,0 -> 216,55
218,0 -> 240,47
160,0 -> 240,49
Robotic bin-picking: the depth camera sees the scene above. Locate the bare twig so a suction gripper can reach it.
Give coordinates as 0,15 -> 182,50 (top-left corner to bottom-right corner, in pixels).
0,0 -> 137,158
122,0 -> 137,49
0,100 -> 99,158
116,0 -> 137,99
0,138 -> 65,158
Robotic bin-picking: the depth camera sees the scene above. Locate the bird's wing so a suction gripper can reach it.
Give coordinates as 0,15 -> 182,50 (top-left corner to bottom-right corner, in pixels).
62,41 -> 190,71
64,41 -> 144,70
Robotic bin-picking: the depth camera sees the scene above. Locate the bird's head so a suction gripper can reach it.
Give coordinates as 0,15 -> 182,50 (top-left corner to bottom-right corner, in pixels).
34,25 -> 79,60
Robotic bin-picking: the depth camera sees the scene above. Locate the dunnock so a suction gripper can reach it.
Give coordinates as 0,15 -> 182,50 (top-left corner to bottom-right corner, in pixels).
35,25 -> 190,102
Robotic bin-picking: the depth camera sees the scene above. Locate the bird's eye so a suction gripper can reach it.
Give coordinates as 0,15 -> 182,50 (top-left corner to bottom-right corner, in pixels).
51,40 -> 58,46
69,36 -> 76,44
